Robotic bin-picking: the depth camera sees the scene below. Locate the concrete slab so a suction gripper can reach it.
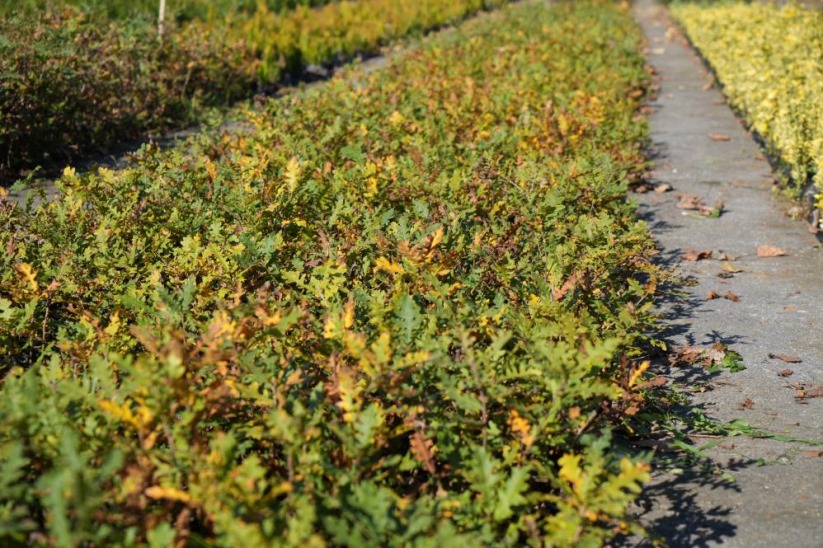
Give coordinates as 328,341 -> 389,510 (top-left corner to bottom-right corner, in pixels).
629,1 -> 823,546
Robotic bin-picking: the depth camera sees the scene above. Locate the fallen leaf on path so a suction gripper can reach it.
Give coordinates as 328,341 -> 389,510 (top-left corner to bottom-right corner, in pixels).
796,387 -> 823,400
638,376 -> 668,389
737,398 -> 753,410
632,439 -> 674,451
783,305 -> 797,312
634,183 -> 652,194
676,193 -> 723,217
768,353 -> 802,363
682,248 -> 713,261
786,205 -> 805,219
708,132 -> 731,142
717,272 -> 735,279
803,450 -> 823,458
788,383 -> 823,401
670,342 -> 745,372
640,106 -> 657,115
706,199 -> 725,218
655,183 -> 673,193
703,345 -> 727,363
755,154 -> 766,161
677,193 -> 703,210
717,252 -> 738,261
670,345 -> 704,366
757,244 -> 786,257
721,261 -> 743,273
777,369 -> 794,377
705,290 -> 742,302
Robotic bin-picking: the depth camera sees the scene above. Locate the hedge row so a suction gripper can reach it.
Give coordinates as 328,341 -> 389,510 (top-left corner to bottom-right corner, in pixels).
0,0 -> 512,181
0,0 -> 659,545
239,0 -> 511,82
0,1 -> 337,21
672,1 -> 823,214
0,9 -> 257,179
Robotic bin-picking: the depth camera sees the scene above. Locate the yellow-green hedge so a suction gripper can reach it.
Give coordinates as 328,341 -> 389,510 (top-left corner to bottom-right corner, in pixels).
672,2 -> 823,211
0,0 -> 510,181
0,1 -> 659,544
237,0 -> 509,82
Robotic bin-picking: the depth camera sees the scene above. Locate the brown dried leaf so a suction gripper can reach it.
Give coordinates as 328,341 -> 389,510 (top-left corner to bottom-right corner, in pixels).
704,344 -> 727,364
777,369 -> 794,377
724,291 -> 740,302
757,245 -> 786,257
682,248 -> 713,261
797,386 -> 823,400
671,343 -> 733,368
768,353 -> 802,364
700,199 -> 725,217
670,344 -> 703,366
786,205 -> 805,218
634,183 -> 652,194
737,398 -> 754,410
638,376 -> 667,389
654,183 -> 673,193
410,431 -> 436,474
677,194 -> 703,210
708,132 -> 731,142
706,290 -> 722,300
552,273 -> 581,301
676,194 -> 722,217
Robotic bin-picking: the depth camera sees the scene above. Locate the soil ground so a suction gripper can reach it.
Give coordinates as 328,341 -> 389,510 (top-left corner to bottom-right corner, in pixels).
630,1 -> 823,546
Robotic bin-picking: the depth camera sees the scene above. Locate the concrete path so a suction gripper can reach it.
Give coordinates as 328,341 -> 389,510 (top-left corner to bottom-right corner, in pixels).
630,1 -> 823,546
